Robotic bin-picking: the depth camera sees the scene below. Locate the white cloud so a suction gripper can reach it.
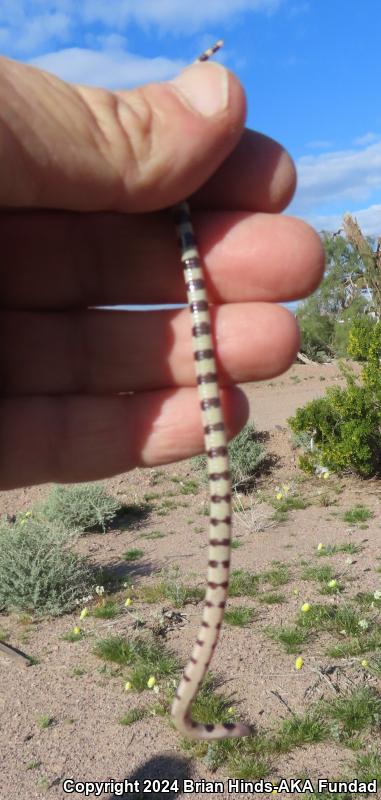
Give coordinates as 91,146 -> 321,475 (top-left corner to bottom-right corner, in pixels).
31,47 -> 182,88
15,13 -> 71,52
81,0 -> 281,33
0,0 -> 282,54
292,139 -> 381,212
353,132 -> 380,146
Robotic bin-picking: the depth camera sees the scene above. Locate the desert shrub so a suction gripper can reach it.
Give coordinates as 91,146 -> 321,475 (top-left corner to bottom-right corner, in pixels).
297,312 -> 335,362
0,514 -> 94,616
346,315 -> 378,361
228,424 -> 267,488
39,482 -> 121,533
288,323 -> 381,477
193,424 -> 266,490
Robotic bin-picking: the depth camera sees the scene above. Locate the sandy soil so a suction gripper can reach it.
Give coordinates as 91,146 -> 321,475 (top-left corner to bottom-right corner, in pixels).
0,362 -> 380,800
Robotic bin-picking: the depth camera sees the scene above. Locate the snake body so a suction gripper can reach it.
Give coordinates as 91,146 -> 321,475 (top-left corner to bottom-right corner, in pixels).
171,42 -> 250,741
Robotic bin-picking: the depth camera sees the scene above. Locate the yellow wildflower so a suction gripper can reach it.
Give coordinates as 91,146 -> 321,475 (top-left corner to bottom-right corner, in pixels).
323,471 -> 330,479
295,656 -> 304,670
361,659 -> 369,668
328,579 -> 337,589
282,485 -> 290,494
317,543 -> 324,551
147,676 -> 156,689
73,626 -> 81,635
79,607 -> 88,620
276,492 -> 283,500
124,681 -> 132,691
301,603 -> 311,613
125,598 -> 133,607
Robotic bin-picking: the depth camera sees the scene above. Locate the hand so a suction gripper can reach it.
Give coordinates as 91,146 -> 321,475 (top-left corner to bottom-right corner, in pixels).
0,56 -> 324,489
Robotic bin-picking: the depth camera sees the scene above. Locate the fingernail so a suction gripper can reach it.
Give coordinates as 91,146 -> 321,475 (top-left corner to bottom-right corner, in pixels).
170,61 -> 229,117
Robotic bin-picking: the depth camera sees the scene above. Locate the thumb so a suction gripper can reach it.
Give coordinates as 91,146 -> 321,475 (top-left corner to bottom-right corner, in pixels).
0,56 -> 246,212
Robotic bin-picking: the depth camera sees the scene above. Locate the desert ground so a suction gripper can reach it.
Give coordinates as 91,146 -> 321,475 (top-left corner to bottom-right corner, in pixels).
0,361 -> 380,800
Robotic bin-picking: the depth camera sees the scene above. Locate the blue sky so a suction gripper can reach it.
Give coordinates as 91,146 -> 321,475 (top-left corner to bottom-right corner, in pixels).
1,0 -> 380,312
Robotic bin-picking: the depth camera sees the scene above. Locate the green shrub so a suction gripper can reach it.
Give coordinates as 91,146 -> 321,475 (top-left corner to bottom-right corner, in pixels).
288,331 -> 381,477
0,514 -> 94,616
347,316 -> 378,361
297,312 -> 335,362
193,424 -> 266,490
39,482 -> 121,533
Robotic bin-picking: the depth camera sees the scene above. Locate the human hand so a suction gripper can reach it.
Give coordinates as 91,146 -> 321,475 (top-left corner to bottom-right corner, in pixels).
0,56 -> 324,489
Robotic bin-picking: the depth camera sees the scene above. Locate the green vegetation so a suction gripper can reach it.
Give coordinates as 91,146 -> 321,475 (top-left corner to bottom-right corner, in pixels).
355,750 -> 381,783
120,707 -> 148,726
137,566 -> 203,607
342,504 -> 374,524
271,494 -> 308,513
123,549 -> 144,561
266,624 -> 311,653
140,531 -> 166,540
92,601 -> 119,619
0,514 -> 94,616
289,325 -> 381,478
224,607 -> 255,627
193,423 -> 266,489
262,562 -> 291,587
94,634 -> 179,691
72,667 -> 87,677
274,712 -> 329,752
324,687 -> 381,739
301,564 -> 335,583
258,592 -> 286,605
63,629 -> 84,642
228,569 -> 260,597
316,542 -> 364,556
37,715 -> 54,729
39,482 -> 121,532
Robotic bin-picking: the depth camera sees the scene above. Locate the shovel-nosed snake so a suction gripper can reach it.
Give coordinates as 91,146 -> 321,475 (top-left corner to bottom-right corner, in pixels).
171,40 -> 251,741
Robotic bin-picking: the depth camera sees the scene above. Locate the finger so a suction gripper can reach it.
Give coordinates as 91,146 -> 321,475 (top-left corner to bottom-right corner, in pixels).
0,387 -> 249,489
0,57 -> 245,211
0,304 -> 299,396
0,211 -> 323,309
192,130 -> 297,212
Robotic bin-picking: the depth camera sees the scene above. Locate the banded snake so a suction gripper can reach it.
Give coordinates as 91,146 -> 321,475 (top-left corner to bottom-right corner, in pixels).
171,41 -> 251,741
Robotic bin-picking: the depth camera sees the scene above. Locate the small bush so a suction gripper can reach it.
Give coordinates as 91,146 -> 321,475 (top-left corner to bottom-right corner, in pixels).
39,482 -> 121,533
228,424 -> 267,488
0,514 -> 94,616
193,423 -> 266,490
288,325 -> 381,477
